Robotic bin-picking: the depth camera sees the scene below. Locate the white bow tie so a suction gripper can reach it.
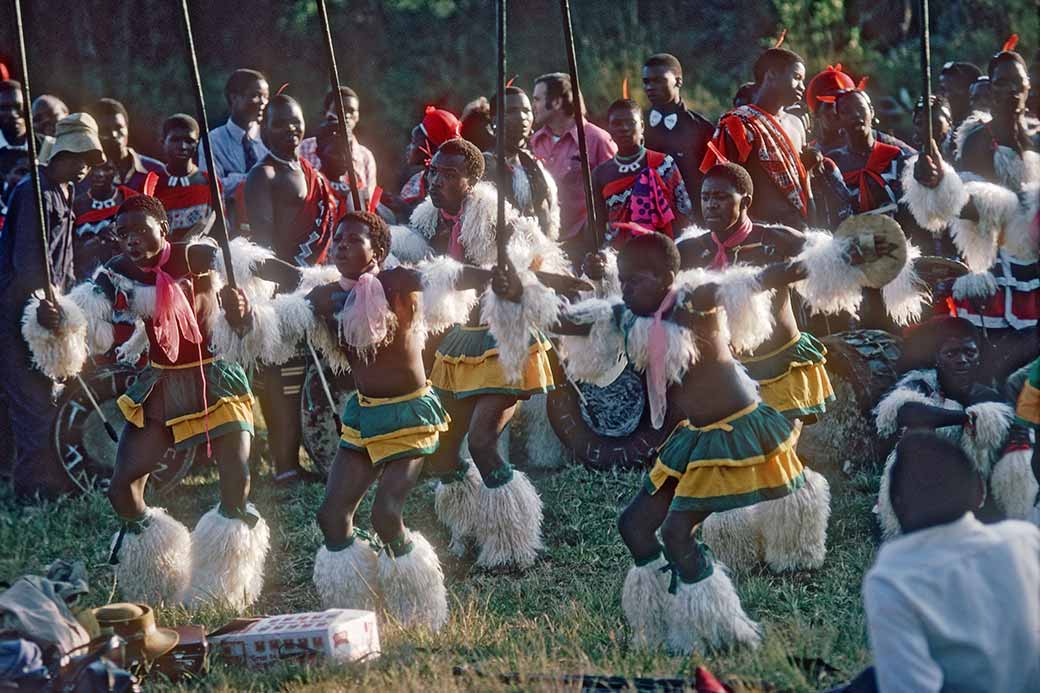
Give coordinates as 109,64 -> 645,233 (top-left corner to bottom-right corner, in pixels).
167,176 -> 191,187
649,110 -> 678,130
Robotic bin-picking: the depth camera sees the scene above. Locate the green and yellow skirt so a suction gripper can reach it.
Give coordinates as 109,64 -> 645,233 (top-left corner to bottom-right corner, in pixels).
430,324 -> 554,400
741,332 -> 835,420
117,358 -> 255,450
339,383 -> 451,465
1016,357 -> 1040,427
645,402 -> 805,512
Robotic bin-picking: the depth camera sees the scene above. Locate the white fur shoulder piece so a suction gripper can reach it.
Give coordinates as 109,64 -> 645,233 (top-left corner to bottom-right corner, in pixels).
900,156 -> 969,232
21,292 -> 89,380
873,369 -> 950,437
213,237 -> 278,302
556,298 -> 626,384
409,197 -> 439,240
625,308 -> 698,384
206,298 -> 283,369
793,230 -> 864,317
390,224 -> 434,263
951,180 -> 1019,271
295,265 -> 341,294
307,310 -> 352,375
707,265 -> 775,354
881,243 -> 926,327
416,256 -> 479,332
675,224 -> 712,243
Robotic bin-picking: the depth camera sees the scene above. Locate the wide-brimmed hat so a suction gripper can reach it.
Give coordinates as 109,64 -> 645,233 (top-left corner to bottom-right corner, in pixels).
93,603 -> 179,665
833,214 -> 909,288
50,113 -> 104,167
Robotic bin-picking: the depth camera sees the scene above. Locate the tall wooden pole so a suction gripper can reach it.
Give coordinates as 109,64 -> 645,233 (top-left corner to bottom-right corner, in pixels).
316,0 -> 363,212
495,0 -> 509,266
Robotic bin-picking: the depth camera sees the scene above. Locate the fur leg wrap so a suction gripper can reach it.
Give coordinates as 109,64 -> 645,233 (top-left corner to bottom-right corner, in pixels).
989,448 -> 1040,520
21,293 -> 89,380
111,508 -> 192,605
433,458 -> 484,557
962,402 -> 1014,478
621,555 -> 671,649
475,468 -> 544,569
664,563 -> 762,654
377,530 -> 448,632
759,469 -> 831,572
793,230 -> 866,317
185,505 -> 271,611
312,538 -> 380,611
481,272 -> 560,383
876,449 -> 901,541
699,508 -> 762,574
900,157 -> 970,232
518,393 -> 569,470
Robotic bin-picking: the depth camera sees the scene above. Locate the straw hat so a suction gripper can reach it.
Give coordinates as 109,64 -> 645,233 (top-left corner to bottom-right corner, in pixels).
833,214 -> 908,288
93,603 -> 179,665
49,113 -> 104,167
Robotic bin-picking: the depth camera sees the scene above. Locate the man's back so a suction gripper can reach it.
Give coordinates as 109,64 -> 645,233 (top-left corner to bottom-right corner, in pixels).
864,514 -> 1040,692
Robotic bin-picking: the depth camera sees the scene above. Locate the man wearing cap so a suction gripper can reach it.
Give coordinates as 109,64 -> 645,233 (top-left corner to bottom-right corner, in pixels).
0,112 -> 104,499
392,106 -> 462,219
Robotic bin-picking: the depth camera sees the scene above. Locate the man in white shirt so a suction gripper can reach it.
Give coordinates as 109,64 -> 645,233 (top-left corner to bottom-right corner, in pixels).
856,431 -> 1040,693
199,68 -> 269,200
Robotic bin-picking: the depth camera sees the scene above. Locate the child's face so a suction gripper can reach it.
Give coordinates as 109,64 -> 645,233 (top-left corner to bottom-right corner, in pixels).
114,210 -> 166,266
332,220 -> 378,278
619,258 -> 672,317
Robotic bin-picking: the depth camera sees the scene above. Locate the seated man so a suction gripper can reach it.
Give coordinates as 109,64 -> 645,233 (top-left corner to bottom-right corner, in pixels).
861,432 -> 1040,692
873,317 -> 1036,537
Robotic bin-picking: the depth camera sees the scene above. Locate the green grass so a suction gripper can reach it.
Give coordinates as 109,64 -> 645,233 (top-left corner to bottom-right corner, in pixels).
0,429 -> 881,692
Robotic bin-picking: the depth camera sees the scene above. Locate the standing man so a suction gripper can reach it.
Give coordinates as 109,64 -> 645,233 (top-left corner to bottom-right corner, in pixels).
641,54 -> 714,223
482,86 -> 559,239
939,61 -> 984,133
200,68 -> 270,202
0,114 -> 104,498
0,81 -> 27,153
244,93 -> 338,485
298,86 -> 377,208
530,72 -> 616,263
700,48 -> 812,228
31,95 -> 68,138
154,114 -> 213,241
89,99 -> 163,194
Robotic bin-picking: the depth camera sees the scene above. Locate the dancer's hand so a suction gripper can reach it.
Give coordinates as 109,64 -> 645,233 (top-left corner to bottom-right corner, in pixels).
36,297 -> 64,331
913,140 -> 944,188
491,261 -> 523,302
220,286 -> 251,327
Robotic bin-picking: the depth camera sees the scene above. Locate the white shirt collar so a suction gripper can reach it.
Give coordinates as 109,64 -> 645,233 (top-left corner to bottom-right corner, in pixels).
224,118 -> 260,142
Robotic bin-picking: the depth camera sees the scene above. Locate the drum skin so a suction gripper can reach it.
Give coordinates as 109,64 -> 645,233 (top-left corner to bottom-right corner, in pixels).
53,362 -> 195,494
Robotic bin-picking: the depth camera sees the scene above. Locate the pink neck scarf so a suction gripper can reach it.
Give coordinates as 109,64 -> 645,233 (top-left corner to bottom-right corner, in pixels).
140,242 -> 203,363
440,208 -> 466,262
338,263 -> 391,349
709,216 -> 754,270
647,286 -> 679,430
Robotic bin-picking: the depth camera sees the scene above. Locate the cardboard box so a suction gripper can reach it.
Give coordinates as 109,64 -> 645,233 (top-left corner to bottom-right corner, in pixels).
208,610 -> 380,667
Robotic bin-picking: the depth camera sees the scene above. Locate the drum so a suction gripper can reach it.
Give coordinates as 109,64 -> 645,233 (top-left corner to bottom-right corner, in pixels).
300,361 -> 356,476
797,330 -> 903,471
53,363 -> 196,494
914,255 -> 969,321
547,364 -> 676,472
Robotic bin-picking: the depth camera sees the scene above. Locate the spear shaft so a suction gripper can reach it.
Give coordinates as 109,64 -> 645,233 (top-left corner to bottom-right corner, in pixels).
315,0 -> 363,212
919,0 -> 934,148
495,0 -> 509,266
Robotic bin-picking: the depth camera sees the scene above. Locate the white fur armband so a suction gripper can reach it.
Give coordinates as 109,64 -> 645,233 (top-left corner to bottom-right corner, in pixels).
213,237 -> 279,302
873,383 -> 935,437
556,299 -> 626,384
21,293 -> 89,380
901,156 -> 970,232
294,265 -> 341,294
417,256 -> 479,332
793,230 -> 865,317
881,243 -> 926,327
952,272 -> 998,301
67,281 -> 114,354
390,224 -> 434,263
962,401 -> 1014,477
207,299 -> 284,369
948,181 -> 1020,271
481,272 -> 561,382
710,266 -> 775,354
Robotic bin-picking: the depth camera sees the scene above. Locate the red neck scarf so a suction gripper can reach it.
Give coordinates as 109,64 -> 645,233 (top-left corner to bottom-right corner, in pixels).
709,217 -> 754,270
440,208 -> 466,262
842,141 -> 901,212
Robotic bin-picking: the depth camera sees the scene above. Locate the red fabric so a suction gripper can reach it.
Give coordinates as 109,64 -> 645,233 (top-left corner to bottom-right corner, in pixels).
842,141 -> 901,212
701,105 -> 808,219
440,208 -> 465,262
279,158 -> 339,266
74,187 -> 138,228
421,106 -> 461,149
694,666 -> 731,693
139,242 -> 203,364
710,216 -> 755,270
806,64 -> 856,113
602,151 -> 683,244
